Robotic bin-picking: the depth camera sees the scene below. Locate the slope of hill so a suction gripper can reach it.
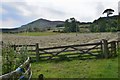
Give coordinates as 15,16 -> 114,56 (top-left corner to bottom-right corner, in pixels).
1,15 -> 119,33
93,15 -> 118,23
89,15 -> 118,32
20,18 -> 64,30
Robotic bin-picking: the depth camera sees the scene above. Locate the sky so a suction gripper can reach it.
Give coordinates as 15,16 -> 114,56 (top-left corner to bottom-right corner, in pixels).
0,0 -> 119,28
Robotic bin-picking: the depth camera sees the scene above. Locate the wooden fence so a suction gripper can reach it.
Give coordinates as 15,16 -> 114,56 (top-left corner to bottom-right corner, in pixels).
8,39 -> 120,61
0,57 -> 32,80
0,39 -> 119,79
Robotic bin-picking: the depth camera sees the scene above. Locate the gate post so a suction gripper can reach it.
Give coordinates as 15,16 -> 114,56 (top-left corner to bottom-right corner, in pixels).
36,43 -> 39,62
111,41 -> 117,57
102,39 -> 109,58
117,31 -> 120,48
13,45 -> 16,51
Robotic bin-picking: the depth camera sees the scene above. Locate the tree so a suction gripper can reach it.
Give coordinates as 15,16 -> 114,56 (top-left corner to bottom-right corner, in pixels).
103,9 -> 115,31
56,24 -> 64,27
64,18 -> 80,32
118,4 -> 120,31
89,17 -> 117,32
103,9 -> 114,17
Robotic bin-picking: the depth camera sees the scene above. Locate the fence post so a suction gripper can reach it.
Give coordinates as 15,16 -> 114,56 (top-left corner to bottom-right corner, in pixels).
36,43 -> 39,62
117,41 -> 120,48
117,31 -> 120,48
102,39 -> 109,58
111,41 -> 117,57
13,45 -> 16,51
99,41 -> 103,58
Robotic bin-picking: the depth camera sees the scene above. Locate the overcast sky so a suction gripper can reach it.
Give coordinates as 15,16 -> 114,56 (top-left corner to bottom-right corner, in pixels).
0,0 -> 119,28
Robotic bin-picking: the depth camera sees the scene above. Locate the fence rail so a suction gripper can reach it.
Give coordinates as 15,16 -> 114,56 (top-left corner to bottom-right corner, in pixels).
3,39 -> 119,61
0,57 -> 32,80
0,39 -> 120,79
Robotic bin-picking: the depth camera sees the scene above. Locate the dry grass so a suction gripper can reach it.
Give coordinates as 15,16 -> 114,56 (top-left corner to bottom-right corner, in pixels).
2,32 -> 117,48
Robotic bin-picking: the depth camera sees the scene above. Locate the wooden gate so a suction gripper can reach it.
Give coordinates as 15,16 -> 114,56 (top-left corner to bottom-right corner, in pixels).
3,39 -> 119,61
38,41 -> 102,60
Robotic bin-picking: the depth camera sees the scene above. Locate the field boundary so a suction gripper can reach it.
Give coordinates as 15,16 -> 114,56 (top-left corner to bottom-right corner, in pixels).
3,39 -> 119,61
0,40 -> 119,79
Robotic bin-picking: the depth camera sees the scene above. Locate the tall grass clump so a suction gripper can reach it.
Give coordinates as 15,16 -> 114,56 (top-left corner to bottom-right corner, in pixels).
2,44 -> 28,75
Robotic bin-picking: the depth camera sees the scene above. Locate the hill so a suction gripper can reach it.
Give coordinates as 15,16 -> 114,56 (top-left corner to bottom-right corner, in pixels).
93,15 -> 118,23
1,15 -> 119,33
19,18 -> 64,31
89,15 -> 118,32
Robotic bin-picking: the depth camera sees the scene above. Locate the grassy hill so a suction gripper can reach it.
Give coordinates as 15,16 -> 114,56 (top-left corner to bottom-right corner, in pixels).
89,15 -> 118,32
1,18 -> 64,33
19,18 -> 64,32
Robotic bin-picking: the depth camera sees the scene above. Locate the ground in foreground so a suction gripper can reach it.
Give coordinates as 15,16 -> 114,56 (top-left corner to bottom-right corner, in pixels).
31,57 -> 118,78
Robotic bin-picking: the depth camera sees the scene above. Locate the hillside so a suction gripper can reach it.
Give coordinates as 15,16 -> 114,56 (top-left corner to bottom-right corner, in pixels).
89,15 -> 118,32
1,15 -> 119,33
19,18 -> 64,31
93,15 -> 118,23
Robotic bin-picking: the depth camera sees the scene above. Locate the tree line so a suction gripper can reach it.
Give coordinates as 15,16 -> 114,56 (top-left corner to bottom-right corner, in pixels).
63,8 -> 118,33
89,17 -> 118,32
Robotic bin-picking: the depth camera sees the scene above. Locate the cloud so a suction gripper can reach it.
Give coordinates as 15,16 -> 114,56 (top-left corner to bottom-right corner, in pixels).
1,2 -> 35,28
2,2 -> 26,20
0,18 -> 20,28
118,1 -> 120,13
43,7 -> 66,16
95,2 -> 105,17
1,0 -> 119,28
2,0 -> 26,2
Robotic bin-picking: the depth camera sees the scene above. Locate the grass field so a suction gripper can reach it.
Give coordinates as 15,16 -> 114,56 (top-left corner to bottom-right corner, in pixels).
17,32 -> 59,36
17,32 -> 86,36
2,32 -> 119,78
2,32 -> 117,47
31,56 -> 118,78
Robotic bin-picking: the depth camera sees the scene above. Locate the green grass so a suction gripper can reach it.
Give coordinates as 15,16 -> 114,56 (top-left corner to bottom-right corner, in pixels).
17,32 -> 59,36
31,48 -> 119,78
16,32 -> 85,36
31,57 -> 118,78
0,56 -> 1,75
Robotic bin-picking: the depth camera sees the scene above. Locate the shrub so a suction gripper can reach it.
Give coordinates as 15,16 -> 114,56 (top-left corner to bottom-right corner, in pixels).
2,44 -> 28,74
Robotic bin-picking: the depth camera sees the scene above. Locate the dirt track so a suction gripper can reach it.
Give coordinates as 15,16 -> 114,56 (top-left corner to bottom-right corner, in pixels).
2,32 -> 118,48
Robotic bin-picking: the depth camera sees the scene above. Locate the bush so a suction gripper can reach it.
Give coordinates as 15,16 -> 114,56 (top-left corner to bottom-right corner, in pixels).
63,18 -> 80,33
2,44 -> 28,74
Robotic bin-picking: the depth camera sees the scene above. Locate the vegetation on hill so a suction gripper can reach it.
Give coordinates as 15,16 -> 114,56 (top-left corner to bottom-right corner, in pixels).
118,14 -> 120,31
20,18 -> 64,32
89,15 -> 118,32
1,15 -> 119,33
